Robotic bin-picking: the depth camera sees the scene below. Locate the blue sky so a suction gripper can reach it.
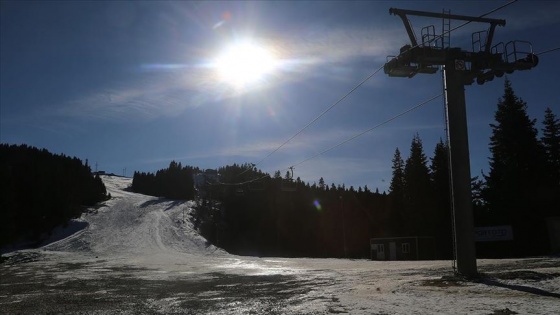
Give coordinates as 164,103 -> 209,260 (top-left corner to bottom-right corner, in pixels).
1,1 -> 559,192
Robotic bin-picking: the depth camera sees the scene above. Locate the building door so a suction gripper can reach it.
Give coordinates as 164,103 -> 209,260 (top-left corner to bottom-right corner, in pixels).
376,244 -> 385,260
389,242 -> 397,260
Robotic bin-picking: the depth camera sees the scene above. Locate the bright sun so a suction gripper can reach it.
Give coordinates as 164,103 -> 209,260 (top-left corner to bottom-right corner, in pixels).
215,40 -> 277,88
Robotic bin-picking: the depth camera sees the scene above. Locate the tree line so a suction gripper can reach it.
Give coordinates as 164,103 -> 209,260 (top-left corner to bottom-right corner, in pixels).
0,144 -> 109,247
131,161 -> 196,200
474,79 -> 559,257
191,163 -> 390,258
388,79 -> 559,258
203,135 -> 457,259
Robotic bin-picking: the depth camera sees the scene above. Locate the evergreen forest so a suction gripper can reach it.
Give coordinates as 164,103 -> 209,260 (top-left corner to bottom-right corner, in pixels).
0,144 -> 109,247
131,161 -> 196,200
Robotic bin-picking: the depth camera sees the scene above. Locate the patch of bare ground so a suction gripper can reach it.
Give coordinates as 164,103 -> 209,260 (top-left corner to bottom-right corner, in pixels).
490,308 -> 518,315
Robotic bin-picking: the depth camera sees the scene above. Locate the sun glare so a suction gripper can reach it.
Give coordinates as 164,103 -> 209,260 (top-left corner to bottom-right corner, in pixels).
215,40 -> 277,88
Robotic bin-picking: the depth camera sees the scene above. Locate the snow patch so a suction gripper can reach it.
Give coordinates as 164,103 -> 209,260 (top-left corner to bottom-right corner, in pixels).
1,175 -> 559,314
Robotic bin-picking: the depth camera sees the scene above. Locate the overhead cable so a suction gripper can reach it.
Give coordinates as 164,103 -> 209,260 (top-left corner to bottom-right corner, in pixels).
245,0 -> 519,174
235,0 -> 519,182
417,0 -> 518,49
221,93 -> 443,186
536,47 -> 560,55
289,93 -> 443,169
238,65 -> 385,176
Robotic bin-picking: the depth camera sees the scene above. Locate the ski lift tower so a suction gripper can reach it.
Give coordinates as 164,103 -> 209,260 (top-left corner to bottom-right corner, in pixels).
384,8 -> 538,277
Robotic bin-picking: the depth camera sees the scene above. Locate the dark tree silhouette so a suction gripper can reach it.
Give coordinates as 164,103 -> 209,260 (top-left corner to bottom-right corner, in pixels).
403,134 -> 434,237
430,139 -> 453,259
131,161 -> 196,200
483,79 -> 548,256
540,107 -> 560,219
0,144 -> 109,247
541,108 -> 560,188
388,148 -> 406,236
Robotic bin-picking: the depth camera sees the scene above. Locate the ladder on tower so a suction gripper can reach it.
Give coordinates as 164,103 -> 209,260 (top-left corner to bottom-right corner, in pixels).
441,9 -> 451,49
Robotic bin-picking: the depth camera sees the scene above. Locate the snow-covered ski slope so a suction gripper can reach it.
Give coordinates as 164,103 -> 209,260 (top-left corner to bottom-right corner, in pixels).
38,175 -> 290,277
2,175 -> 560,314
45,175 -> 225,263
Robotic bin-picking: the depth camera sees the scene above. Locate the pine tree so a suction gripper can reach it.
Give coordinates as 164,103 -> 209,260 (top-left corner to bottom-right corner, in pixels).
540,107 -> 560,218
430,139 -> 450,202
541,107 -> 560,188
318,177 -> 326,190
430,139 -> 453,258
484,79 -> 547,256
389,148 -> 405,195
403,134 -> 434,236
388,148 -> 405,235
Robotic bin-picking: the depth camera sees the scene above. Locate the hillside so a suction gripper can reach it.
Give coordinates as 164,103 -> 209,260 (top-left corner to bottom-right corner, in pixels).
42,175 -> 225,261
1,175 -> 559,314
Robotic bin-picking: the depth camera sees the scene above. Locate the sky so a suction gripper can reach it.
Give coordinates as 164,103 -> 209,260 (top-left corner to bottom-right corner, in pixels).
1,0 -> 559,193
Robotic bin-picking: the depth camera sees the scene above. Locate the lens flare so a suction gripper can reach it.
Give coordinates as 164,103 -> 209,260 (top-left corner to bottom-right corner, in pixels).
313,200 -> 322,211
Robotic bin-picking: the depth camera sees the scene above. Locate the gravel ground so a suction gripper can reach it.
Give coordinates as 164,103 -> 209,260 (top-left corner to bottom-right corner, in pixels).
2,252 -> 560,315
0,252 -> 335,315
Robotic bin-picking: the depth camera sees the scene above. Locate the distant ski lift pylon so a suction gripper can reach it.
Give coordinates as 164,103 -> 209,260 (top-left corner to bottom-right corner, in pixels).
281,167 -> 297,192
